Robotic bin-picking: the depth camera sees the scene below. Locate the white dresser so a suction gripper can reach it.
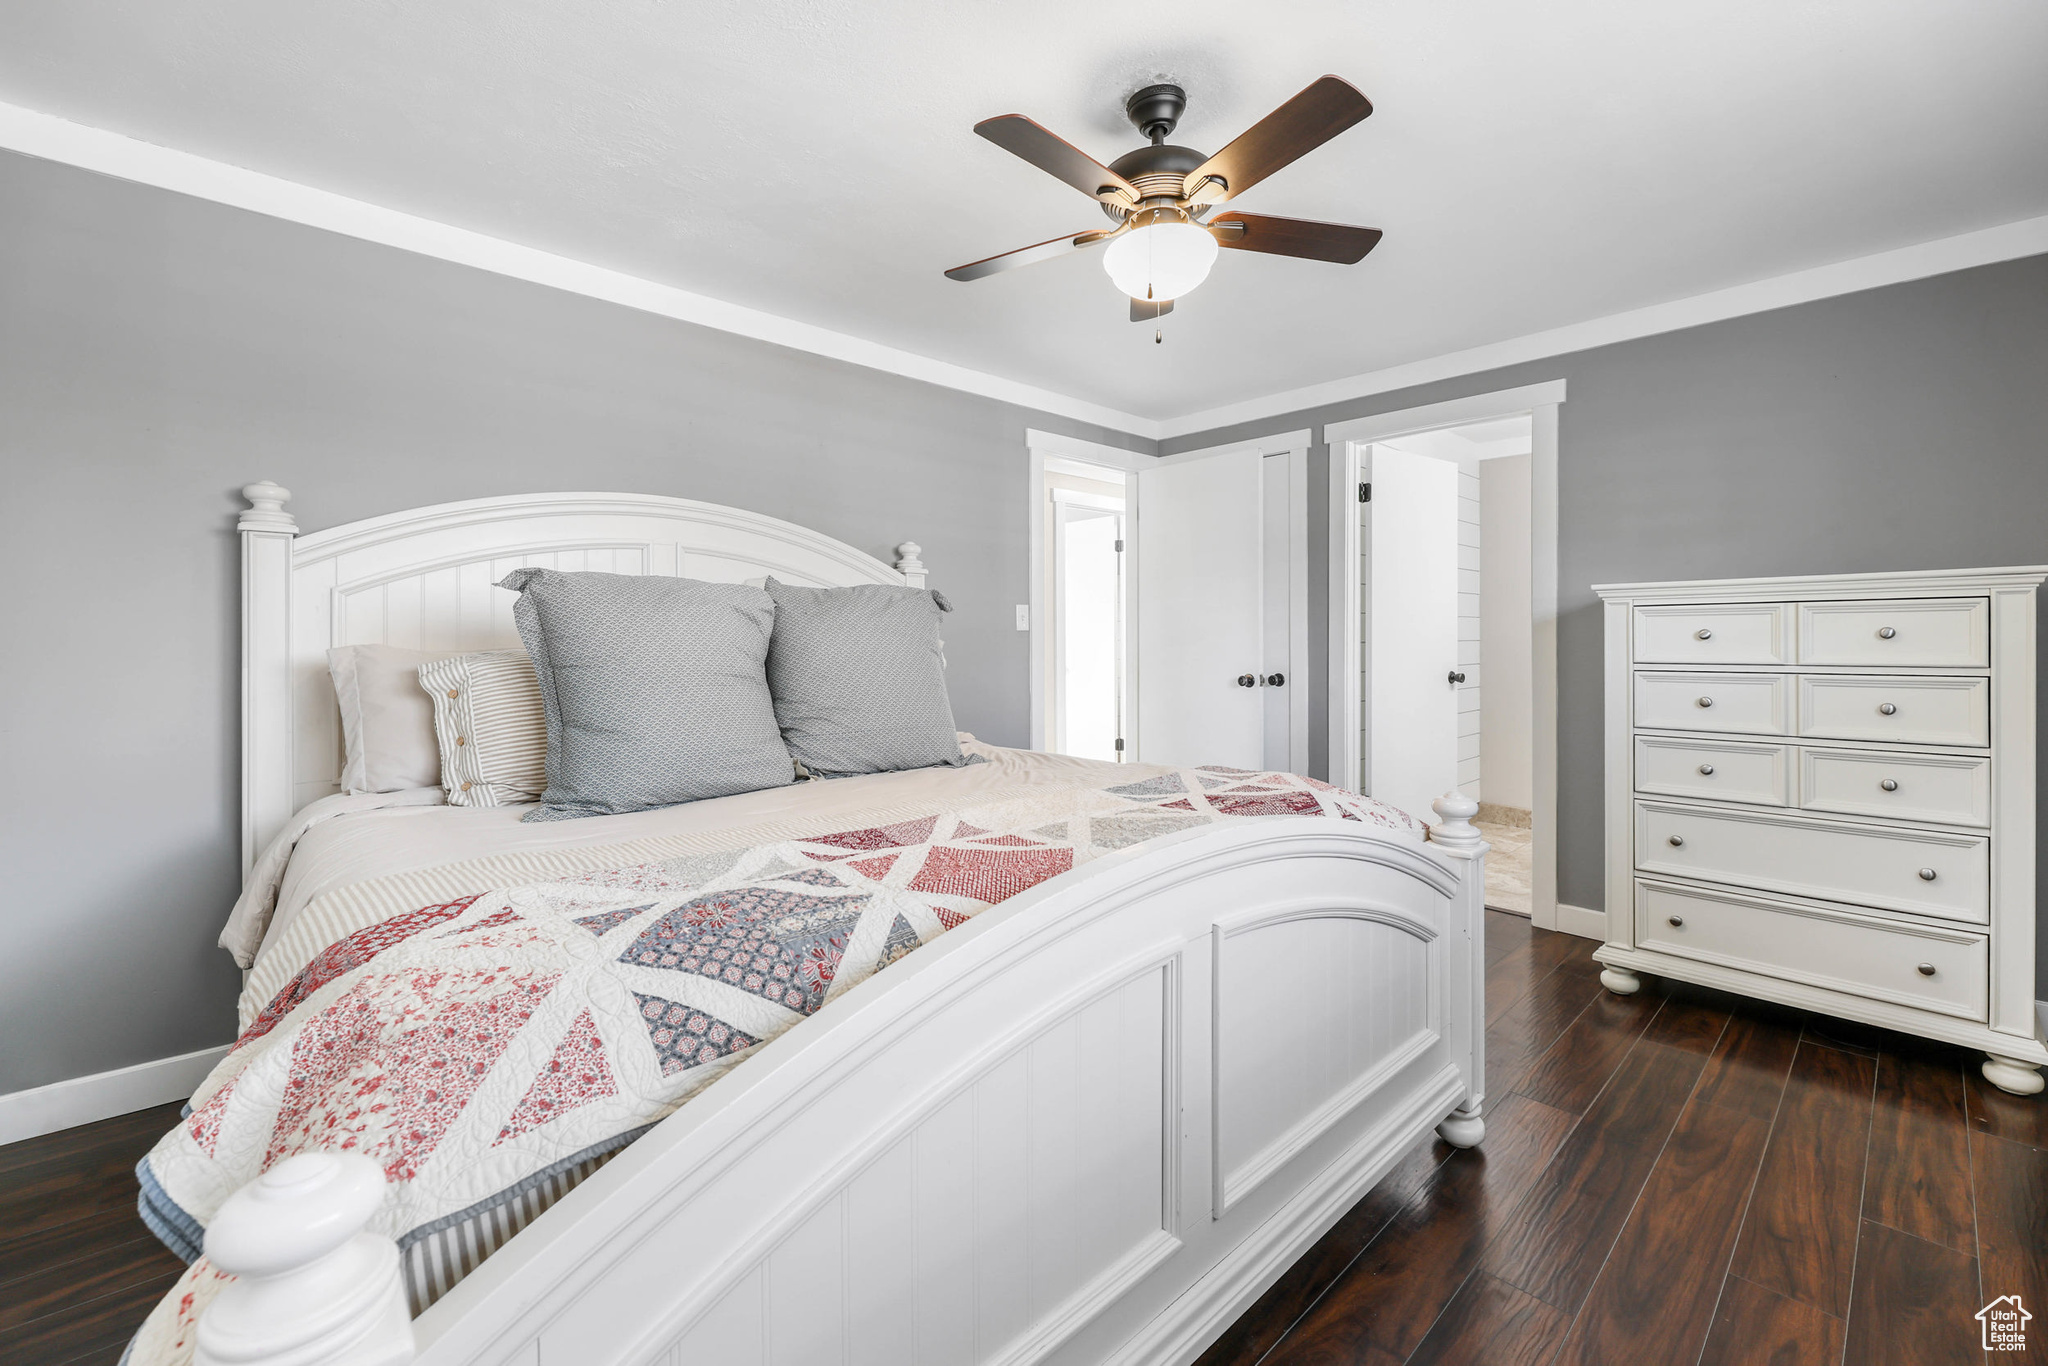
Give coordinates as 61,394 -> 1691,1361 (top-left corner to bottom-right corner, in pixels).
1594,567 -> 2046,1095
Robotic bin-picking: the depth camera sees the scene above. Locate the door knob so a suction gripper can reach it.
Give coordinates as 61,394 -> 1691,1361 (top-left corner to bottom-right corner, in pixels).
1264,673 -> 1285,687
1448,671 -> 1467,685
1237,674 -> 1257,688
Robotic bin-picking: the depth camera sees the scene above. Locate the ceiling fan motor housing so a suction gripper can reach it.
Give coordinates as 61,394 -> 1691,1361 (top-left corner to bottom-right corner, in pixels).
1102,141 -> 1206,222
1124,83 -> 1187,141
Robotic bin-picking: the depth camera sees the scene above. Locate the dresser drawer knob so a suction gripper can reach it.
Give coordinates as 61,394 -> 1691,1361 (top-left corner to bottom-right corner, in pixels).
1917,962 -> 1936,977
1668,915 -> 1685,927
1695,628 -> 1713,640
1918,867 -> 1937,881
1878,702 -> 1898,716
1880,778 -> 1899,792
1698,763 -> 1715,776
1878,626 -> 1897,640
1668,834 -> 1686,847
1696,696 -> 1714,708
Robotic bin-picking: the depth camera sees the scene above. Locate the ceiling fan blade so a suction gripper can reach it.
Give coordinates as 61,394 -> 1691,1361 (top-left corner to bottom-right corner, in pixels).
974,115 -> 1142,208
1207,212 -> 1382,264
944,227 -> 1119,282
1130,297 -> 1175,323
1183,76 -> 1373,206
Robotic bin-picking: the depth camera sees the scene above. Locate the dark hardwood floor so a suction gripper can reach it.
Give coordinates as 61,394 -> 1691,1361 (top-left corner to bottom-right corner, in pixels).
0,1101 -> 185,1365
1199,910 -> 2048,1366
2,912 -> 2041,1364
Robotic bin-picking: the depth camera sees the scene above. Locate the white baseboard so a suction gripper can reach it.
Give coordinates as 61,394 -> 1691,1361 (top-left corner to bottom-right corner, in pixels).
1555,903 -> 1606,941
0,1046 -> 228,1146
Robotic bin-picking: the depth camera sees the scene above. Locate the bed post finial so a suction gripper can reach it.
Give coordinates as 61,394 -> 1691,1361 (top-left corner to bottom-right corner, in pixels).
1428,787 -> 1488,1150
895,541 -> 927,588
1428,790 -> 1483,855
240,480 -> 297,533
241,481 -> 298,878
196,1152 -> 415,1366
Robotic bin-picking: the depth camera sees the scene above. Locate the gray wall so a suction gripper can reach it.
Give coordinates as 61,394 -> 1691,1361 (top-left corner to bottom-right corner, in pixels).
0,149 -> 1148,1094
1166,252 -> 2048,984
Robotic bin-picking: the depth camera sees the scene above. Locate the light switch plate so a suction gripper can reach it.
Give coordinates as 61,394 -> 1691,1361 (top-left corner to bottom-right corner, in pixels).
1015,605 -> 1030,631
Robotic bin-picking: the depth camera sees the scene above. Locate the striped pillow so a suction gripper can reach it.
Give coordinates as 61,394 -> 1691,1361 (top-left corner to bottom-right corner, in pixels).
417,651 -> 547,807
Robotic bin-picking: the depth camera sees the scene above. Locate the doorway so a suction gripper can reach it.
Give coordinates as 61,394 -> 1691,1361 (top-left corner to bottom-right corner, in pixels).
1025,428 -> 1309,774
1358,425 -> 1534,914
1326,381 -> 1574,933
1048,477 -> 1127,761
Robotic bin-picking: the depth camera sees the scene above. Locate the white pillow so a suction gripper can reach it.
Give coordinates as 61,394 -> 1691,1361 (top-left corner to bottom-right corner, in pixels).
417,650 -> 549,807
327,644 -> 447,793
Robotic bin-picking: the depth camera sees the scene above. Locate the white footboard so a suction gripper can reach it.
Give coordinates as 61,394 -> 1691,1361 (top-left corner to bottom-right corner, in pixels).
195,796 -> 1487,1366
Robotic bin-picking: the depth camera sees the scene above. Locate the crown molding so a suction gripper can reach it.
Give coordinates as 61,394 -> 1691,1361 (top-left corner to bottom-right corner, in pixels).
5,101 -> 2044,448
1158,212 -> 2048,440
0,101 -> 1162,439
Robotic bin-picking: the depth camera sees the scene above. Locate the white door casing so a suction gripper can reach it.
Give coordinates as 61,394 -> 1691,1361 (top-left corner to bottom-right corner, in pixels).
1364,444 -> 1463,826
1026,429 -> 1308,774
1325,382 -> 1568,931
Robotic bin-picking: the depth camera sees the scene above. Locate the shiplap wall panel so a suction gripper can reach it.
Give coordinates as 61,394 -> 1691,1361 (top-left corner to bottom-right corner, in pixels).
1457,462 -> 1482,795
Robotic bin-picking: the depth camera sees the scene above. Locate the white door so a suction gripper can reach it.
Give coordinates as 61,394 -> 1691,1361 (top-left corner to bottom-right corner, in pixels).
1135,449 -> 1268,769
1365,444 -> 1461,822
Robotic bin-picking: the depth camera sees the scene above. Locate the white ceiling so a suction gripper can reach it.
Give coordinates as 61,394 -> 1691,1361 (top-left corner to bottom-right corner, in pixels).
3,0 -> 2045,423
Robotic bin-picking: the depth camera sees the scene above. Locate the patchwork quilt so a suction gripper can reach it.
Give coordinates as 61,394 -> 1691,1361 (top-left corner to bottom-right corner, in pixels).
128,766 -> 1421,1364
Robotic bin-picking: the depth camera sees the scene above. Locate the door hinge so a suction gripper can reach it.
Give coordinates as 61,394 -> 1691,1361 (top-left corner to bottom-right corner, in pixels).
1359,482 -> 1372,502
1114,538 -> 1124,552
1113,738 -> 1124,752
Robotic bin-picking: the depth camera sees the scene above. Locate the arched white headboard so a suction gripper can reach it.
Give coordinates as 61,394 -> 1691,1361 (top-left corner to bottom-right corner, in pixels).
237,482 -> 929,873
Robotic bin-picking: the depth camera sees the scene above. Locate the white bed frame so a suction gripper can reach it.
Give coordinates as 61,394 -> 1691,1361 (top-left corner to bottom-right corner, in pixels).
210,482 -> 1489,1366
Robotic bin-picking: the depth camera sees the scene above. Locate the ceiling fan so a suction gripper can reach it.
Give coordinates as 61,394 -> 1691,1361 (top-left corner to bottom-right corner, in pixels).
945,76 -> 1383,322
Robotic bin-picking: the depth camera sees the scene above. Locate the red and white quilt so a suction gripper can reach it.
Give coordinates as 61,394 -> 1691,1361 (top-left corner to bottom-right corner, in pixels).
130,766 -> 1419,1363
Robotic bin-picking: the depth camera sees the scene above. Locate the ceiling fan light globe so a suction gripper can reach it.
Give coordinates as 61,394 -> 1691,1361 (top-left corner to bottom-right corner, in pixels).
1102,220 -> 1218,303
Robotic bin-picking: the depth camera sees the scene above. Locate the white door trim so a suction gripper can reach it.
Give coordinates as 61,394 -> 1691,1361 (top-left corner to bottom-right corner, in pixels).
1026,430 -> 1146,755
1325,386 -> 1566,929
1154,430 -> 1313,773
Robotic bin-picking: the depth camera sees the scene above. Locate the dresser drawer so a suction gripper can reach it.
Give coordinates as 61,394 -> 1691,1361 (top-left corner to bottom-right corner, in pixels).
1798,675 -> 1989,746
1634,672 -> 1789,735
1635,736 -> 1788,806
1634,880 -> 1987,1020
1800,748 -> 1991,827
1797,597 -> 1989,668
1633,800 -> 1989,923
1634,602 -> 1790,665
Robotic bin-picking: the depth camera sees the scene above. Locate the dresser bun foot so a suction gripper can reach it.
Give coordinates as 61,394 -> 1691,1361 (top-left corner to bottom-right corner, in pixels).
1982,1054 -> 2045,1096
1599,966 -> 1642,996
1436,1104 -> 1485,1149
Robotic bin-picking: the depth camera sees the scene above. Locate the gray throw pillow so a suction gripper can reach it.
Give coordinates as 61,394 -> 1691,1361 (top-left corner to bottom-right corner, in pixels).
499,569 -> 795,820
764,577 -> 966,779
